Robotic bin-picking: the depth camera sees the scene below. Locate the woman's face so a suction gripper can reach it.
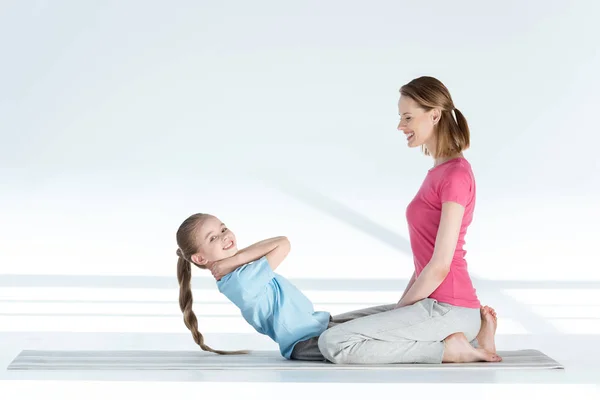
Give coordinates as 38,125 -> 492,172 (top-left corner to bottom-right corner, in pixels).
397,95 -> 440,151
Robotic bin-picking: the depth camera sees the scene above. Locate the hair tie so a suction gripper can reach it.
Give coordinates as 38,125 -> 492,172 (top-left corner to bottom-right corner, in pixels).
176,248 -> 184,258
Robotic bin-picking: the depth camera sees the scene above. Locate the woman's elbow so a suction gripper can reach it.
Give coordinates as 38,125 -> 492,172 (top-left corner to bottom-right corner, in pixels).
433,260 -> 451,277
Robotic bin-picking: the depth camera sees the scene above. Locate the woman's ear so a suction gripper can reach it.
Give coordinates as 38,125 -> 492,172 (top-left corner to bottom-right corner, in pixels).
431,108 -> 441,125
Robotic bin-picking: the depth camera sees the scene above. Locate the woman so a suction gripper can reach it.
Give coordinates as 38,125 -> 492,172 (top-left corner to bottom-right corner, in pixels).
316,76 -> 502,364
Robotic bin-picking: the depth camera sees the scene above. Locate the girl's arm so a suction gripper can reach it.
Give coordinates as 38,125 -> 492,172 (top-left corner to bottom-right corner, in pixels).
209,236 -> 291,279
396,201 -> 464,307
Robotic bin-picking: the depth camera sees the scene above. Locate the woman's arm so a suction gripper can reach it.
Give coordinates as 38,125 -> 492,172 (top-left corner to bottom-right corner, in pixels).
208,236 -> 291,279
396,201 -> 464,307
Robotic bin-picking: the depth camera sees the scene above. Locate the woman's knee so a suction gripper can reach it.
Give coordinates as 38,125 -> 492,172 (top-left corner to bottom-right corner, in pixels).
317,327 -> 349,363
318,326 -> 366,364
317,329 -> 335,360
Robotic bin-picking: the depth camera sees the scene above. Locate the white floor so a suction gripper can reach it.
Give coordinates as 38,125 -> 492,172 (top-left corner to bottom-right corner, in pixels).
1,274 -> 600,399
1,332 -> 599,399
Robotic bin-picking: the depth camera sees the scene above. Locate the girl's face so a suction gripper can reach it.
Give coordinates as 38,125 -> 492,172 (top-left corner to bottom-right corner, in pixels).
191,215 -> 238,265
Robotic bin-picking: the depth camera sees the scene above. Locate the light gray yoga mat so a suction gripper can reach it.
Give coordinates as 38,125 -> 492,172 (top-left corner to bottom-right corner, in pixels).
7,349 -> 563,370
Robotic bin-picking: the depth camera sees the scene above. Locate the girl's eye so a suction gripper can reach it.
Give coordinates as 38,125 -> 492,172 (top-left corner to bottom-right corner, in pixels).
210,236 -> 216,242
222,227 -> 228,232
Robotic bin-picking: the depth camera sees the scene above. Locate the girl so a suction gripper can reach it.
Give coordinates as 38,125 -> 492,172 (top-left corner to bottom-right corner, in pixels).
316,76 -> 502,364
175,212 -> 395,360
175,212 -> 499,361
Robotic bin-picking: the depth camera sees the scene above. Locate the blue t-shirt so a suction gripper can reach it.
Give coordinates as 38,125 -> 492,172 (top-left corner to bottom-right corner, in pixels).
216,256 -> 330,359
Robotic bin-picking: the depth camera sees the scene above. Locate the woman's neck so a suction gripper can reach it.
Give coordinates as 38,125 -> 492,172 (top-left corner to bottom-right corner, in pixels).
433,153 -> 463,167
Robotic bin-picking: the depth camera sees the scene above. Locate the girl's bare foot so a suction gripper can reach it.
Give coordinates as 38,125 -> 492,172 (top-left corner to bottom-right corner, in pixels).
476,305 -> 498,356
442,332 -> 501,363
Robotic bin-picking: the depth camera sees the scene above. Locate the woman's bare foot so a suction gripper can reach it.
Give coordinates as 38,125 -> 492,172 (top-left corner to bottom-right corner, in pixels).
442,332 -> 501,363
476,305 -> 498,355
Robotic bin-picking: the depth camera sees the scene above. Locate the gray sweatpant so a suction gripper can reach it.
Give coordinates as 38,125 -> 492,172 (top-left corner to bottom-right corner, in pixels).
291,298 -> 480,363
290,303 -> 395,361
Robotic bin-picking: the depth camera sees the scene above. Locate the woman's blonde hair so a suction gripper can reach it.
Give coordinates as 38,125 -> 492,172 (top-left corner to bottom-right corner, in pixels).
175,213 -> 248,355
400,76 -> 470,158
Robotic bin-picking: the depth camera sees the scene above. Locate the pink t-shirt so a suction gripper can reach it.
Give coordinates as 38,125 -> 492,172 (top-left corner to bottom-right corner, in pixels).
406,157 -> 480,308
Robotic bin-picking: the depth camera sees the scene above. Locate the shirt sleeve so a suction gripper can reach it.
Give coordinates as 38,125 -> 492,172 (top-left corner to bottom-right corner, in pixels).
439,166 -> 473,207
228,256 -> 275,299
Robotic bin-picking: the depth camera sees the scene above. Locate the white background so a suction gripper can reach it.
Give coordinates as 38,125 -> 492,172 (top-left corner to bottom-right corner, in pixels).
1,0 -> 599,396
